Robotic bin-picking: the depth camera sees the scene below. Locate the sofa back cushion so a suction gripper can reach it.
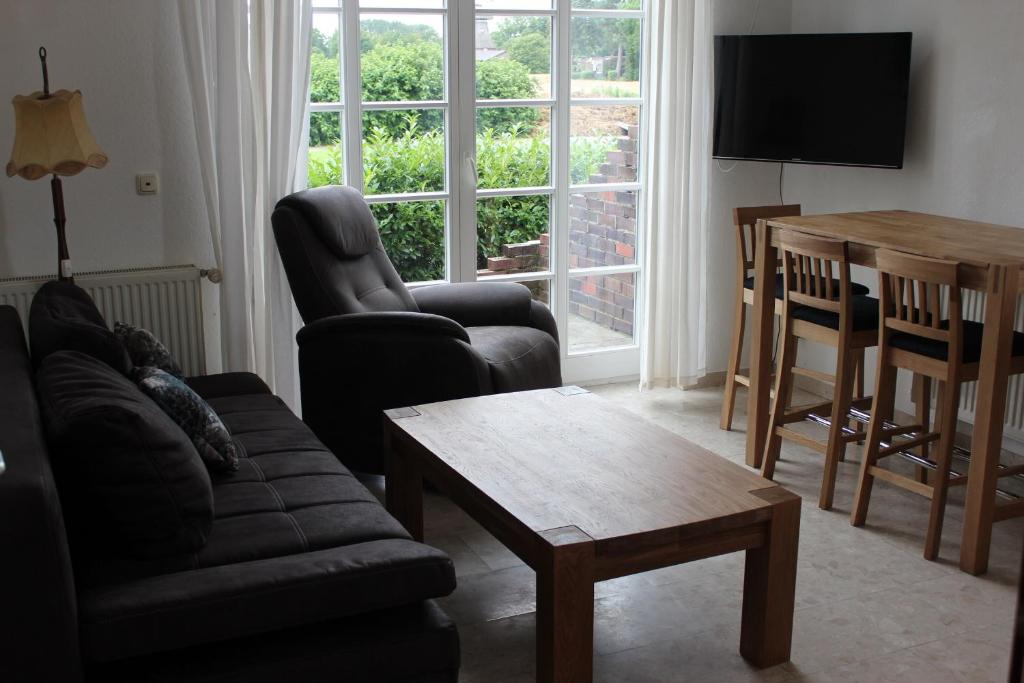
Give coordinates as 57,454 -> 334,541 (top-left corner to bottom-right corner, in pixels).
29,281 -> 132,375
36,351 -> 213,560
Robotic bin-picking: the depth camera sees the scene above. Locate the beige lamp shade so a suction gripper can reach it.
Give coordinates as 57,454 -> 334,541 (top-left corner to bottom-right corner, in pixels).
6,89 -> 108,180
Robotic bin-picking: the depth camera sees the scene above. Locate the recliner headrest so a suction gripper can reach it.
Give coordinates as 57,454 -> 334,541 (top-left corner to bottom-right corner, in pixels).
274,185 -> 380,259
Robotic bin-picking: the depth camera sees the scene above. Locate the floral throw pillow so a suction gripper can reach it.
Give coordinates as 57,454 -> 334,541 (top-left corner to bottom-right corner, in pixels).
135,366 -> 239,472
115,322 -> 184,378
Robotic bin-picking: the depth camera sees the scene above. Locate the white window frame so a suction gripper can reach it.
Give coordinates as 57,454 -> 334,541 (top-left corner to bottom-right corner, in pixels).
309,0 -> 649,383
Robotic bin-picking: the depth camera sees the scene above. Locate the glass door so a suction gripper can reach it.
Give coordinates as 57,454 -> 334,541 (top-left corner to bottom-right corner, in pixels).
308,0 -> 646,383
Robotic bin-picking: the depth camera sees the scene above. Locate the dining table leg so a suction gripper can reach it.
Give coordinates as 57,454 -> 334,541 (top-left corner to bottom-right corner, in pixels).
746,219 -> 779,468
960,264 -> 1019,575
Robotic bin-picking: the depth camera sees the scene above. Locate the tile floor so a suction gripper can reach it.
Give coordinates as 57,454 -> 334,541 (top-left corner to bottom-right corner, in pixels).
377,382 -> 1024,682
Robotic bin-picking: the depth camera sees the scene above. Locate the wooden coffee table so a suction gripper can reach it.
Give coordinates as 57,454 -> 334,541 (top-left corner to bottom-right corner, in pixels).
384,387 -> 800,682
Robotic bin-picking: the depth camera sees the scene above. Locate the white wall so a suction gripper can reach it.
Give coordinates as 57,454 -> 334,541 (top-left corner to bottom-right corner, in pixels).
779,0 -> 1024,408
707,0 -> 793,374
710,0 -> 1024,419
0,1 -> 212,279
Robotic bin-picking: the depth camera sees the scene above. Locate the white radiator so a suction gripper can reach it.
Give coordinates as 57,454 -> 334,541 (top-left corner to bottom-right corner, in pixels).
0,265 -> 206,376
951,290 -> 1024,442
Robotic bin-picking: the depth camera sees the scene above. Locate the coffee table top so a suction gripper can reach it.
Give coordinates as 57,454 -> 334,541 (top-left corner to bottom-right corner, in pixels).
385,387 -> 784,543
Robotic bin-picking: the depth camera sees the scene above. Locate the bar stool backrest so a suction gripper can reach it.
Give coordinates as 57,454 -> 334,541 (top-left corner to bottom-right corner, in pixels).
777,230 -> 851,321
732,205 -> 802,282
875,249 -> 963,362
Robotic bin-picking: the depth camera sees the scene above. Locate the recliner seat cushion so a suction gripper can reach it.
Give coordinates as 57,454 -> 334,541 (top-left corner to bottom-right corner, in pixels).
35,351 -> 213,560
29,280 -> 132,374
467,325 -> 561,392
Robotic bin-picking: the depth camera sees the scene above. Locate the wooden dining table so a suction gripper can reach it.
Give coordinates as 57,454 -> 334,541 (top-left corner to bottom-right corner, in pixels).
744,210 -> 1024,575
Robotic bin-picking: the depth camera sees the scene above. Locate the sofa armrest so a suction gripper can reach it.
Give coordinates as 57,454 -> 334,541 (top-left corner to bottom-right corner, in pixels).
0,307 -> 82,682
411,282 -> 535,329
79,539 -> 456,662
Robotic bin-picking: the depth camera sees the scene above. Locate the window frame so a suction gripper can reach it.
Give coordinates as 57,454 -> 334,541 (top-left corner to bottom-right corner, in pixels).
308,0 -> 649,381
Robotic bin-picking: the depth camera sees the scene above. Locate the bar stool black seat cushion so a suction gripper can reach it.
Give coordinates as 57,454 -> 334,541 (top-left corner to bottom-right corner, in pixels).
744,273 -> 869,299
890,319 -> 1024,363
791,295 -> 880,332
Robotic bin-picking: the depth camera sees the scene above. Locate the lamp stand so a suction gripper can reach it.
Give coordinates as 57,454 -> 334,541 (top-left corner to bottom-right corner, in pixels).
49,173 -> 72,283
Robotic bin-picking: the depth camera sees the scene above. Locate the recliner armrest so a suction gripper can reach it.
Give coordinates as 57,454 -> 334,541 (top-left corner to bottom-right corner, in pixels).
297,311 -> 470,345
411,282 -> 534,329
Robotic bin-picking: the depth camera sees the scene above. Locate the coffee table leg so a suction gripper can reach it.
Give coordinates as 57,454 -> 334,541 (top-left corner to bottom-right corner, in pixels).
384,425 -> 424,542
740,488 -> 801,667
537,526 -> 596,683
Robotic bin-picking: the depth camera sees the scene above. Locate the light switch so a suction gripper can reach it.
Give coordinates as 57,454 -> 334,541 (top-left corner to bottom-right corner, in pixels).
136,173 -> 159,195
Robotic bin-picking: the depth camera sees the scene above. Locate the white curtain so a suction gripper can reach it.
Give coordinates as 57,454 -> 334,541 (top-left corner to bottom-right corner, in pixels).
639,0 -> 713,389
178,0 -> 312,409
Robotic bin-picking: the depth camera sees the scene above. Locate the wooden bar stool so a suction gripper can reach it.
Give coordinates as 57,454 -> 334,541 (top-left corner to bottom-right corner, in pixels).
761,231 -> 879,510
851,249 -> 1024,560
721,205 -> 870,431
721,205 -> 800,431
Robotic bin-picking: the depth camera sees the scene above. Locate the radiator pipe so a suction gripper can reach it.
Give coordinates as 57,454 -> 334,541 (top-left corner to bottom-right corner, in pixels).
200,268 -> 223,284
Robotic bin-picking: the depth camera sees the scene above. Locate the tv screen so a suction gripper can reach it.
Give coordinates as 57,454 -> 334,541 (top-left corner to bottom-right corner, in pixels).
713,32 -> 912,168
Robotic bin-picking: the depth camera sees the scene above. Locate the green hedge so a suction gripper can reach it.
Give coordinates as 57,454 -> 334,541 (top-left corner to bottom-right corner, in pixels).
308,118 -> 615,282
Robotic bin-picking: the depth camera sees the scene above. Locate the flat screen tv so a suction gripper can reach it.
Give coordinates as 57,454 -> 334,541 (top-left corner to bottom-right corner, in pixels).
713,32 -> 912,168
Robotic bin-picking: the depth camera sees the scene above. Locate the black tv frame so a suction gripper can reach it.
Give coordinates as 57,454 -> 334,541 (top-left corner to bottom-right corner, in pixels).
712,32 -> 913,170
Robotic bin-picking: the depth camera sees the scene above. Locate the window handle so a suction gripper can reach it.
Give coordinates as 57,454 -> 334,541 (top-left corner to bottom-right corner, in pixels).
465,155 -> 478,186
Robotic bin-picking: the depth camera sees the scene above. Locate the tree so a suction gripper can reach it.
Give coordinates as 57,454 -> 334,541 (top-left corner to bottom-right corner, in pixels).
360,20 -> 440,54
309,52 -> 341,145
505,34 -> 550,74
491,16 -> 549,49
312,28 -> 339,59
475,58 -> 539,134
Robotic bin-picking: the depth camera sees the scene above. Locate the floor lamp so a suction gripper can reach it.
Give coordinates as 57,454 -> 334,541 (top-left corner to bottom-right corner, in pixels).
6,47 -> 108,283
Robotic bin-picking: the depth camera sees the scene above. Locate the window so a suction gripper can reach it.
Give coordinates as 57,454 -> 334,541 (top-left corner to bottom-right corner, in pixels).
308,0 -> 645,381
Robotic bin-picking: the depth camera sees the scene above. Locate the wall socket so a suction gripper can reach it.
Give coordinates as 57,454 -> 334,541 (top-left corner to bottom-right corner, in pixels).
136,173 -> 159,195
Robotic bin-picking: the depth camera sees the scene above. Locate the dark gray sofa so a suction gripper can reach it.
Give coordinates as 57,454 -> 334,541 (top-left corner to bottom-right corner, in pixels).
0,284 -> 460,682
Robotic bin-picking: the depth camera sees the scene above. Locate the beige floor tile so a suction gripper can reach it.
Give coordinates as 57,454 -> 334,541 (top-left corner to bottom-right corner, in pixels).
416,382 -> 1023,680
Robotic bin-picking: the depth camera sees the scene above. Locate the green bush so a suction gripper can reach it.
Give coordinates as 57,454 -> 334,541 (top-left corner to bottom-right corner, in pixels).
307,118 -> 617,282
475,59 -> 539,135
361,41 -> 445,135
505,34 -> 550,74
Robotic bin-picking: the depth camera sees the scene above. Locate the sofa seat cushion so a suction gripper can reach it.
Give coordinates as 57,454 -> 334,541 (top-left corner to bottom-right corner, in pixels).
79,540 -> 456,663
467,325 -> 561,393
75,382 -> 455,663
78,390 -> 417,586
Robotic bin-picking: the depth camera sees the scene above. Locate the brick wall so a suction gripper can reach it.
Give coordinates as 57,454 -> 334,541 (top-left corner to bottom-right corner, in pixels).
479,122 -> 639,333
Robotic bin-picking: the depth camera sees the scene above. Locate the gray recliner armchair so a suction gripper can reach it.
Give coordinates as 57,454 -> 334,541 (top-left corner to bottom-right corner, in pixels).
272,185 -> 562,473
